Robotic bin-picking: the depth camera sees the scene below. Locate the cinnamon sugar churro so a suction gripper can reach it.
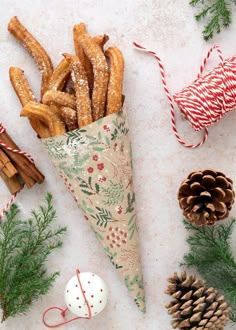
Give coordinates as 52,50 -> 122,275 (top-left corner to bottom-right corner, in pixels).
105,47 -> 124,114
60,107 -> 78,131
21,102 -> 66,137
42,90 -> 76,109
9,67 -> 36,106
78,30 -> 109,120
9,66 -> 51,138
73,23 -> 93,91
93,34 -> 109,51
8,16 -> 53,98
64,53 -> 93,128
48,58 -> 71,91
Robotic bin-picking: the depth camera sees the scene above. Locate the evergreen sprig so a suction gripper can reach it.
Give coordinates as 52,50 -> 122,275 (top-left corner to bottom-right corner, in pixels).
190,0 -> 236,40
0,193 -> 66,322
181,219 -> 236,321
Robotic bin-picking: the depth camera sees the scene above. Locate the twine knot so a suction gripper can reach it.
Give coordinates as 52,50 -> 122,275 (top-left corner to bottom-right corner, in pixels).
0,122 -> 6,134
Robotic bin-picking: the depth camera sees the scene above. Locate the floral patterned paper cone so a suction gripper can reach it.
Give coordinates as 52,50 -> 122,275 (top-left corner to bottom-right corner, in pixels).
42,110 -> 145,312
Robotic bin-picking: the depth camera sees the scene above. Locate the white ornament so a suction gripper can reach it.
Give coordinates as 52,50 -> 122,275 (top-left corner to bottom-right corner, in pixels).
64,272 -> 108,318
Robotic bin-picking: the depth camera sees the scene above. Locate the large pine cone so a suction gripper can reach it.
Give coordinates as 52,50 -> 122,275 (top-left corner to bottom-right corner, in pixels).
177,169 -> 235,226
165,271 -> 231,329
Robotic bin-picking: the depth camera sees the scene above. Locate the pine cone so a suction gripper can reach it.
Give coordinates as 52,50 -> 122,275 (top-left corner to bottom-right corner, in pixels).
165,271 -> 231,329
177,169 -> 235,226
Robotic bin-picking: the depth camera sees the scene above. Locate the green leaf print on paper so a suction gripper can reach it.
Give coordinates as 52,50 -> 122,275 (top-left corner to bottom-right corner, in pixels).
104,247 -> 123,269
105,136 -> 110,146
44,140 -> 67,160
102,181 -> 124,206
125,193 -> 135,214
128,214 -> 138,240
78,176 -> 100,196
91,207 -> 113,228
135,291 -> 146,312
125,274 -> 144,292
80,200 -> 94,215
111,128 -> 118,141
86,132 -> 110,152
66,129 -> 87,147
58,154 -> 89,179
112,116 -> 129,138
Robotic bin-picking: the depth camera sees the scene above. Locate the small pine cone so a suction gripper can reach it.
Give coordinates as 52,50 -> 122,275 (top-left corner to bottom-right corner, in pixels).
177,169 -> 235,226
165,271 -> 231,330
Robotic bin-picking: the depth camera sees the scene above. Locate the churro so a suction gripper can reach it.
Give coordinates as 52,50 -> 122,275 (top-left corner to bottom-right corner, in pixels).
9,67 -> 36,106
48,58 -> 71,91
9,66 -> 51,138
93,34 -> 109,51
8,16 -> 53,98
60,107 -> 78,131
21,101 -> 66,137
64,54 -> 93,128
73,23 -> 93,91
42,90 -> 76,109
105,47 -> 124,114
78,28 -> 109,120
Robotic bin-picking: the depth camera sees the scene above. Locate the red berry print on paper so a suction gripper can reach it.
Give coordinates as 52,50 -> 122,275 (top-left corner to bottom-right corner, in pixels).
98,176 -> 107,183
103,124 -> 110,132
113,143 -> 118,151
87,167 -> 94,173
97,163 -> 104,171
116,206 -> 123,214
106,226 -> 127,249
93,154 -> 98,161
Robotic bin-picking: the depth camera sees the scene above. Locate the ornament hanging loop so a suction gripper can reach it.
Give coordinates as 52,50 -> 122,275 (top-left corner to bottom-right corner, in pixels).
42,269 -> 92,328
42,306 -> 81,328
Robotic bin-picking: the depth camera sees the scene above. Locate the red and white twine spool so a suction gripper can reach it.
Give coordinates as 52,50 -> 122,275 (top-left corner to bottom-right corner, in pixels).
0,122 -> 34,221
134,43 -> 236,148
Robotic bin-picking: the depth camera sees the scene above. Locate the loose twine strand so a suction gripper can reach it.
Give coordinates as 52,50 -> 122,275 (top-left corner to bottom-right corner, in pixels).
42,269 -> 92,328
0,122 -> 34,221
133,43 -> 236,148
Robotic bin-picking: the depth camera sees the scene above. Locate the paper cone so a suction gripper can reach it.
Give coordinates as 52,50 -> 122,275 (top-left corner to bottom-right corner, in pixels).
42,110 -> 145,312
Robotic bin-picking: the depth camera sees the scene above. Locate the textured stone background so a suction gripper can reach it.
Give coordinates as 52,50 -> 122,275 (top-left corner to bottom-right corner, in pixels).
1,1 -> 236,329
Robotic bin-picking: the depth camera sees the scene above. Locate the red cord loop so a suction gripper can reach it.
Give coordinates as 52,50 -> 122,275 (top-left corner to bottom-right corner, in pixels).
133,43 -> 235,148
0,122 -> 6,134
42,269 -> 92,328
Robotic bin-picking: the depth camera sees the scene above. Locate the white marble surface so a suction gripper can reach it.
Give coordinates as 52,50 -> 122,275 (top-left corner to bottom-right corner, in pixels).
1,1 -> 236,329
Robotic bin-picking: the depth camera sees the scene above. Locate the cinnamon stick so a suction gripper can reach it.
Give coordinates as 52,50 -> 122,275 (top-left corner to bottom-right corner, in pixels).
0,170 -> 23,194
14,164 -> 36,188
0,130 -> 44,184
0,148 -> 18,178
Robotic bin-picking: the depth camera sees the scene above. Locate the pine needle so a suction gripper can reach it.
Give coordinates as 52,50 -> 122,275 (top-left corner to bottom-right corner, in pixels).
181,218 -> 236,321
190,0 -> 236,40
0,193 -> 67,322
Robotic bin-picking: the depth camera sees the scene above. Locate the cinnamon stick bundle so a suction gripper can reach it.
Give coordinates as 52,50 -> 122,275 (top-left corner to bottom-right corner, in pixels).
0,129 -> 44,194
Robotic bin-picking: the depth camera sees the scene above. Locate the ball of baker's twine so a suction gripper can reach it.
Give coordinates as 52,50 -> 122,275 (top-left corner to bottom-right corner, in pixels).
134,43 -> 236,148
